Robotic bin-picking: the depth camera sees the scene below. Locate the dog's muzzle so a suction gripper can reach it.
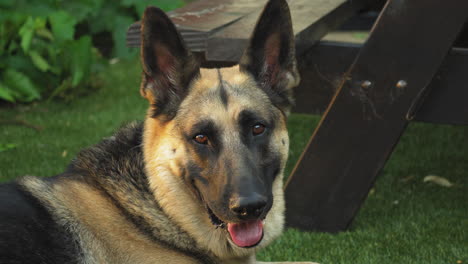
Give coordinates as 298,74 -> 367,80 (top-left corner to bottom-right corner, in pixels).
205,193 -> 268,248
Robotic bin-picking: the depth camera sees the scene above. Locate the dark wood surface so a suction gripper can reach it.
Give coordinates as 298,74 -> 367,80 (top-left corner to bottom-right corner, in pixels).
126,0 -> 368,61
415,47 -> 468,125
206,0 -> 366,61
294,41 -> 359,114
127,0 -> 266,51
284,0 -> 468,232
294,42 -> 468,125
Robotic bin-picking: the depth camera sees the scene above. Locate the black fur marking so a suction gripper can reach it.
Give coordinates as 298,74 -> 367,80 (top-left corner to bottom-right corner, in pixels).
184,169 -> 225,229
186,162 -> 209,187
186,164 -> 204,202
217,69 -> 229,107
186,119 -> 223,155
207,205 -> 226,228
238,109 -> 273,147
0,183 -> 81,263
263,155 -> 282,182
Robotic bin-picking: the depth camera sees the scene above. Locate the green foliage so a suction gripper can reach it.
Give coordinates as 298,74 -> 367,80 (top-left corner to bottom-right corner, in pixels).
2,69 -> 41,102
0,143 -> 17,153
0,0 -> 184,103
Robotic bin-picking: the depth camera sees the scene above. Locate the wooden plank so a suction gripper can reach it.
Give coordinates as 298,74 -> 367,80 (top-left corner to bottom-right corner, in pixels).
294,42 -> 468,125
284,0 -> 468,232
126,0 -> 265,49
169,0 -> 265,31
206,0 -> 367,62
127,0 -> 368,61
415,47 -> 468,125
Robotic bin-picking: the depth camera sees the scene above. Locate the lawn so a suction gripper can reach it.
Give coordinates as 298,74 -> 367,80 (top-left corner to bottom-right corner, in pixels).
0,57 -> 466,264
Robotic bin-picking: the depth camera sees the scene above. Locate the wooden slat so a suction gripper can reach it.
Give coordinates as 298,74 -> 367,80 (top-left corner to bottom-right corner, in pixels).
127,0 -> 368,62
294,42 -> 468,125
169,0 -> 265,31
284,0 -> 468,232
206,0 -> 367,61
126,0 -> 265,49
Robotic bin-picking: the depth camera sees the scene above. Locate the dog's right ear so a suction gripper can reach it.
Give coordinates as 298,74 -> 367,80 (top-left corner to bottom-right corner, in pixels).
140,7 -> 200,119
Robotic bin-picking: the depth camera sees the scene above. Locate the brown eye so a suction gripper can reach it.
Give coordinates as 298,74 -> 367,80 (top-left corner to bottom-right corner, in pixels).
252,123 -> 266,136
194,134 -> 209,144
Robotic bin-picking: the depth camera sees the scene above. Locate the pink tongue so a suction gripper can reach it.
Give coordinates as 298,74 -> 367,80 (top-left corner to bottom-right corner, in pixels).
227,220 -> 263,247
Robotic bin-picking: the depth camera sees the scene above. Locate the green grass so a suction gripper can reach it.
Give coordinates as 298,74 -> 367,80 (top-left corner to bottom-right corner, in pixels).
1,58 -> 467,263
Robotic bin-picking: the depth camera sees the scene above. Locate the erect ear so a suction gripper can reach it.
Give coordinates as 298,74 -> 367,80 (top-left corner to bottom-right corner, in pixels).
239,0 -> 300,114
140,6 -> 200,119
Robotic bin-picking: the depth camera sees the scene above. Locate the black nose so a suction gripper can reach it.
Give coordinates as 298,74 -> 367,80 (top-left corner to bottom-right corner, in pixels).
229,193 -> 267,219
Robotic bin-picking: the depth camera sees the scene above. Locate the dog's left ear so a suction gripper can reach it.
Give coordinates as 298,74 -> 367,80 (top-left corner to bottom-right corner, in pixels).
140,7 -> 200,119
239,0 -> 300,114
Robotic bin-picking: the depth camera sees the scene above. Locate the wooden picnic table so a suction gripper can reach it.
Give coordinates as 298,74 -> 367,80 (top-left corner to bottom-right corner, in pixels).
127,0 -> 468,232
127,0 -> 368,61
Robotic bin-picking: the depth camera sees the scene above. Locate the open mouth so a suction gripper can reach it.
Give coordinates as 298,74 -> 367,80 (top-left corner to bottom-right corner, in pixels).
206,206 -> 264,248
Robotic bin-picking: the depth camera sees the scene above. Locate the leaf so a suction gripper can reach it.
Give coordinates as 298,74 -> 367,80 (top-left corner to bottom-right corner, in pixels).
35,28 -> 54,40
69,36 -> 92,87
3,54 -> 42,79
0,143 -> 17,152
423,175 -> 453,187
0,82 -> 15,102
29,50 -> 51,72
18,17 -> 35,52
33,16 -> 47,30
2,69 -> 41,102
48,11 -> 77,43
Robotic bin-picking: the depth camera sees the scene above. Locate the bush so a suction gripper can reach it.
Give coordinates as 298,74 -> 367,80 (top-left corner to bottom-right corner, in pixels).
0,0 -> 184,103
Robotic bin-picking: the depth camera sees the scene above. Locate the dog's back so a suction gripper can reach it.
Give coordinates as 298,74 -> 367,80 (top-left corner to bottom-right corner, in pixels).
0,182 -> 79,263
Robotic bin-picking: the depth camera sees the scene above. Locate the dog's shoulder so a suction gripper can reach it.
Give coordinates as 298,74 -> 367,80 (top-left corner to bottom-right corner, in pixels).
70,121 -> 145,174
0,181 -> 80,263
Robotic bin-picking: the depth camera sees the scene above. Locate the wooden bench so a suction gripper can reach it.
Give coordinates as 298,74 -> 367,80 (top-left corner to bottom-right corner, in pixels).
127,0 -> 468,232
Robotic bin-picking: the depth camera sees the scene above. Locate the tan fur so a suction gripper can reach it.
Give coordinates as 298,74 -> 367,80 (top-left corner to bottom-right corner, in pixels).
19,176 -> 199,264
143,66 -> 288,263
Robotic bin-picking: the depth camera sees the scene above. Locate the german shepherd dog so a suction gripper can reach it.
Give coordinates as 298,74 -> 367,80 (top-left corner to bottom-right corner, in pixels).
0,0 -> 313,263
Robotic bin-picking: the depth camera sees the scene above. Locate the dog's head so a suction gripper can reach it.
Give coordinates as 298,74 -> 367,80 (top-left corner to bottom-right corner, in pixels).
140,0 -> 299,257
